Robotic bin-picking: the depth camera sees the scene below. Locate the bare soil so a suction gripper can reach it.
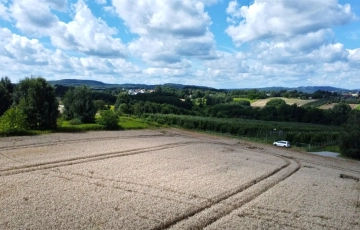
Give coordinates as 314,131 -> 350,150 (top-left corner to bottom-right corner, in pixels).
319,103 -> 359,110
0,129 -> 359,229
251,97 -> 317,107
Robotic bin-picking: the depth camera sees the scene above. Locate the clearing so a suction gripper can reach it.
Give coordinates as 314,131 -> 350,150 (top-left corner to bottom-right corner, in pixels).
0,129 -> 359,229
251,97 -> 317,107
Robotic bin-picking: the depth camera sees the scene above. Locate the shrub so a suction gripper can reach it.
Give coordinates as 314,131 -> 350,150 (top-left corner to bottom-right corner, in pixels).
0,107 -> 28,135
97,110 -> 119,130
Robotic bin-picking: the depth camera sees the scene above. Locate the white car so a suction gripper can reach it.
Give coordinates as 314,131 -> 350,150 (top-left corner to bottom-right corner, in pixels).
273,140 -> 290,147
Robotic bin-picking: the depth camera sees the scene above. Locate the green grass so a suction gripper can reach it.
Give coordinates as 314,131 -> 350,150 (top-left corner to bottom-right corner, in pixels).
233,97 -> 257,103
119,116 -> 159,130
355,105 -> 360,110
57,122 -> 104,132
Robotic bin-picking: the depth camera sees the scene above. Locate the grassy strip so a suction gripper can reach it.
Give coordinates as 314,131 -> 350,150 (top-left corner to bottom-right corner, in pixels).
119,116 -> 159,130
233,97 -> 257,103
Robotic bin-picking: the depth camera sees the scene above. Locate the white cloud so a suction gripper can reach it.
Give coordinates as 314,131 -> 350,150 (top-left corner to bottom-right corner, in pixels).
10,0 -> 62,36
0,27 -> 50,65
226,0 -> 356,45
51,0 -> 127,58
0,1 -> 10,21
113,0 -> 217,65
348,48 -> 360,67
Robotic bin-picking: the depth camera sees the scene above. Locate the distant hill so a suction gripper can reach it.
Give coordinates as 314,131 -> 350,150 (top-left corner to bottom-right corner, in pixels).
49,79 -> 351,93
228,86 -> 349,93
49,79 -> 215,90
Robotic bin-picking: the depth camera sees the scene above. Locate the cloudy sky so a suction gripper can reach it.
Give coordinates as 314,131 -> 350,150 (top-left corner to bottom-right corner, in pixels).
1,0 -> 360,89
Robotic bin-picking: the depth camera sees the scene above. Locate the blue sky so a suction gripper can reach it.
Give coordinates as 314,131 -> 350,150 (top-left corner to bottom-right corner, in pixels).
0,0 -> 360,89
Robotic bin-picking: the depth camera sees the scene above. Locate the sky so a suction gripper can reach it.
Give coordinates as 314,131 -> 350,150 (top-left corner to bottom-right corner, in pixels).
0,0 -> 360,89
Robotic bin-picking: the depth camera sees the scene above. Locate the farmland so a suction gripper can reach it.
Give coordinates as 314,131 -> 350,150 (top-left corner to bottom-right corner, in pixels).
0,129 -> 359,229
251,97 -> 317,107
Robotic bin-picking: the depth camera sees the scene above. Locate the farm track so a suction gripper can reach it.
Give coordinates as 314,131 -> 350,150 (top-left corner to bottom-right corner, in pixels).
0,133 -> 167,151
295,158 -> 360,174
0,141 -> 195,177
155,156 -> 300,230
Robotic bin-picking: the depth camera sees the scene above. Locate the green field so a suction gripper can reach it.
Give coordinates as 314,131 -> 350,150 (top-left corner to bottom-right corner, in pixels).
233,98 -> 257,103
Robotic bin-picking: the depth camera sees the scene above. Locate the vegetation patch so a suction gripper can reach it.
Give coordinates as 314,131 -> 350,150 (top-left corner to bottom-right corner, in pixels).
119,116 -> 159,130
233,97 -> 257,103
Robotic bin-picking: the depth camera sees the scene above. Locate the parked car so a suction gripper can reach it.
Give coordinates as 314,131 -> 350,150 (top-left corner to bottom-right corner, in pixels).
273,140 -> 290,147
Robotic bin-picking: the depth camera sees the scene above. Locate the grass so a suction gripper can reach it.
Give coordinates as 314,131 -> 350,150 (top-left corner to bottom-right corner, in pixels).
355,105 -> 360,110
119,116 -> 159,130
233,98 -> 257,103
56,116 -> 161,132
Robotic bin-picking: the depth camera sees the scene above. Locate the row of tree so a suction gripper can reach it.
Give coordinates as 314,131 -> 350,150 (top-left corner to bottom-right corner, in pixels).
1,76 -> 360,159
0,77 -> 118,133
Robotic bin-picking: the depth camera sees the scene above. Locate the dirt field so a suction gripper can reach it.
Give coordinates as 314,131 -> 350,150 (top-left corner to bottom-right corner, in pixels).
319,103 -> 359,110
251,97 -> 317,107
0,129 -> 359,229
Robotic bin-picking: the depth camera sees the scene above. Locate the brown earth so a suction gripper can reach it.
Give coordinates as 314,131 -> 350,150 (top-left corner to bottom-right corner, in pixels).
251,97 -> 317,107
319,103 -> 359,110
0,129 -> 359,229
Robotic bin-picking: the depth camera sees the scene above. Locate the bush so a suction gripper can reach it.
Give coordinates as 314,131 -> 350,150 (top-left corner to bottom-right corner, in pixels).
0,108 -> 28,135
97,110 -> 119,130
68,118 -> 82,125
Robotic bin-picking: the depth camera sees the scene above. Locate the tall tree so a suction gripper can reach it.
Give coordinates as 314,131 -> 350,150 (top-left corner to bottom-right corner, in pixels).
63,85 -> 96,123
339,110 -> 360,159
0,76 -> 14,116
13,77 -> 59,130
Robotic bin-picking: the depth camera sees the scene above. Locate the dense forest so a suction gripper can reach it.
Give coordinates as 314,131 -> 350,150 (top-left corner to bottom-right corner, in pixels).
1,76 -> 360,159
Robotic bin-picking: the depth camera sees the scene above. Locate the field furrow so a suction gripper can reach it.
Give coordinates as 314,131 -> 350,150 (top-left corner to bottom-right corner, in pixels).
0,129 -> 359,229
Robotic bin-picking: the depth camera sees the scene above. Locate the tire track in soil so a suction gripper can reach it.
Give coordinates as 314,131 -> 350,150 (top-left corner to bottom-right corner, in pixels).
152,156 -> 300,230
0,134 -> 167,151
0,141 -> 195,177
295,158 -> 360,174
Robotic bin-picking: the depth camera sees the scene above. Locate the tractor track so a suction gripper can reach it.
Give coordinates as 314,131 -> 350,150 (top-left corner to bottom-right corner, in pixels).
296,158 -> 360,174
153,156 -> 300,230
0,141 -> 195,177
0,133 -> 167,151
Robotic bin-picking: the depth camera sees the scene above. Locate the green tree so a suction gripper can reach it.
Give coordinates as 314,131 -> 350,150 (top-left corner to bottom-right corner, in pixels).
339,110 -> 360,159
266,98 -> 286,107
0,76 -> 14,116
13,77 -> 59,130
0,107 -> 28,135
63,85 -> 96,123
114,92 -> 131,114
94,100 -> 106,112
97,110 -> 119,130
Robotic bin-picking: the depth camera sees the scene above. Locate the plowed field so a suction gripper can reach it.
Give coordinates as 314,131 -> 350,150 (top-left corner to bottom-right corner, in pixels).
0,129 -> 359,229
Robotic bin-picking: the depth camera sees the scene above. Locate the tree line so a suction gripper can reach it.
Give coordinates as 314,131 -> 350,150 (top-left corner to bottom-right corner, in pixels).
1,76 -> 360,159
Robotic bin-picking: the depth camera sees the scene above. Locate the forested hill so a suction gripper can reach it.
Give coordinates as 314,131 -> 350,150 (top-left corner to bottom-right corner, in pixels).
49,79 -> 353,93
48,79 -> 215,90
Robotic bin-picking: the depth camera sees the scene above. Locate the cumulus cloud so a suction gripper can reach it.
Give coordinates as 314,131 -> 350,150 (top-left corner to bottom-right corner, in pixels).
51,0 -> 127,58
10,0 -> 62,36
0,27 -> 50,65
0,1 -> 10,21
112,0 -> 217,65
226,0 -> 356,45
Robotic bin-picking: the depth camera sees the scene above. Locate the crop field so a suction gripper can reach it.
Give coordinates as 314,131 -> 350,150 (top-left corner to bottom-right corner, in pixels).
319,103 -> 359,110
251,97 -> 317,107
0,129 -> 359,229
